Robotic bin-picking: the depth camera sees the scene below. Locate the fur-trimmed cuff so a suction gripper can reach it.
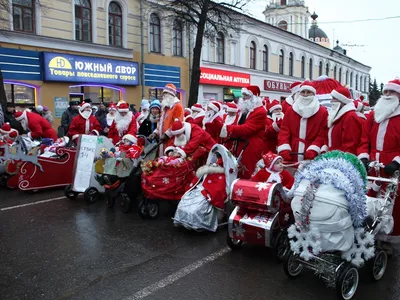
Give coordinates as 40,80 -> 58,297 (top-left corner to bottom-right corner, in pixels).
175,147 -> 186,159
371,181 -> 381,192
321,145 -> 329,153
358,153 -> 369,160
220,124 -> 228,138
153,129 -> 159,135
196,165 -> 224,178
393,156 -> 400,165
72,134 -> 79,140
272,122 -> 280,132
307,145 -> 321,154
165,129 -> 172,138
277,144 -> 291,153
91,130 -> 99,136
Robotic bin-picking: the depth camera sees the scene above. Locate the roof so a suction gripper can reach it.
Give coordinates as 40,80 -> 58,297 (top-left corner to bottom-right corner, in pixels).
309,25 -> 328,39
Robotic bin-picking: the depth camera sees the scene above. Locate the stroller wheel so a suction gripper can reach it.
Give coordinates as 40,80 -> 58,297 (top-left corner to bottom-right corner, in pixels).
105,191 -> 115,208
227,233 -> 243,250
273,230 -> 289,262
119,193 -> 132,213
64,184 -> 78,200
84,187 -> 99,204
146,200 -> 159,219
335,264 -> 359,300
283,251 -> 303,278
0,174 -> 10,187
138,199 -> 148,219
369,249 -> 387,281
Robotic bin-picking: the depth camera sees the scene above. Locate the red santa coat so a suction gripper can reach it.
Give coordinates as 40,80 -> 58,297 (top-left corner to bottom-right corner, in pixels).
24,111 -> 58,141
281,96 -> 294,113
221,114 -> 240,152
204,116 -> 223,144
220,106 -> 266,179
118,144 -> 142,159
263,117 -> 281,154
108,114 -> 138,145
326,104 -> 362,155
68,114 -> 101,140
251,168 -> 294,189
187,115 -> 205,127
278,106 -> 328,162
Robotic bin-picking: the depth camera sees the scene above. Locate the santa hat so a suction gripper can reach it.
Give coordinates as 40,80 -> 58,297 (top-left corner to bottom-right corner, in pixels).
80,102 -> 91,112
164,146 -> 175,154
208,101 -> 222,113
299,80 -> 316,95
170,118 -> 185,135
242,85 -> 261,97
226,102 -> 238,113
184,108 -> 192,117
0,123 -> 18,138
262,97 -> 270,108
290,81 -> 302,94
14,111 -> 25,121
191,103 -> 204,112
354,100 -> 364,112
330,86 -> 352,104
118,102 -> 130,113
383,79 -> 400,94
262,152 -> 282,170
267,99 -> 282,113
108,102 -> 117,111
141,99 -> 150,110
122,134 -> 137,144
313,75 -> 341,96
163,83 -> 177,97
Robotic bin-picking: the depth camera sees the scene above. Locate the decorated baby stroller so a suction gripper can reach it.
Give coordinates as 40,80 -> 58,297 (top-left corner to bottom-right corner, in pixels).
283,151 -> 398,300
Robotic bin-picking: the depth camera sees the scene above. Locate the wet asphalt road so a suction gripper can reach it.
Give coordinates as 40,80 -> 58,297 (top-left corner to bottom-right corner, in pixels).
1,187 -> 400,300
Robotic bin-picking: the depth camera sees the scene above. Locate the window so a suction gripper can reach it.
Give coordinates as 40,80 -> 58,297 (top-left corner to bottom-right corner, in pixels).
75,0 -> 92,42
12,0 -> 35,33
280,0 -> 287,5
173,20 -> 184,57
319,61 -> 323,76
150,13 -> 161,53
108,2 -> 122,47
360,76 -> 363,91
325,63 -> 329,76
278,20 -> 288,31
288,52 -> 293,76
262,45 -> 268,72
5,83 -> 36,106
350,72 -> 353,87
346,70 -> 349,84
339,68 -> 342,83
333,66 -> 337,80
216,32 -> 224,63
301,56 -> 305,78
250,41 -> 256,69
364,77 -> 368,92
69,85 -> 121,104
309,58 -> 313,80
279,50 -> 284,74
356,74 -> 359,90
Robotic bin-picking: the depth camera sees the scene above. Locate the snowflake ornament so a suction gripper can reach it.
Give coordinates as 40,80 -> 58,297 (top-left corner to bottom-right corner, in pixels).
341,227 -> 375,267
162,177 -> 170,184
256,182 -> 269,191
232,222 -> 246,237
235,188 -> 243,197
284,213 -> 290,222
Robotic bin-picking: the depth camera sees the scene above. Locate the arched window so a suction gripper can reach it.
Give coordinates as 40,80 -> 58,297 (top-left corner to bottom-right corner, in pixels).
12,0 -> 35,33
250,41 -> 256,69
262,45 -> 268,72
75,0 -> 92,41
288,52 -> 293,76
346,70 -> 349,84
279,49 -> 284,74
216,32 -> 224,63
301,56 -> 305,78
339,68 -> 342,83
360,75 -> 363,91
173,20 -> 183,57
364,77 -> 368,93
319,61 -> 323,76
309,58 -> 313,80
325,63 -> 329,76
333,66 -> 337,80
278,20 -> 288,31
356,74 -> 359,90
350,72 -> 353,87
108,1 -> 122,47
150,13 -> 161,53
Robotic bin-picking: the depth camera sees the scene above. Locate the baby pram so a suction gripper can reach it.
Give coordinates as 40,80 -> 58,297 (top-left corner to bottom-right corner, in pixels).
283,151 -> 397,300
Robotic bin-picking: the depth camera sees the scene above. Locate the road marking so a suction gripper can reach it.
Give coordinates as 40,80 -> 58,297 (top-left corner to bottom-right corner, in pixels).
0,196 -> 66,211
125,246 -> 231,300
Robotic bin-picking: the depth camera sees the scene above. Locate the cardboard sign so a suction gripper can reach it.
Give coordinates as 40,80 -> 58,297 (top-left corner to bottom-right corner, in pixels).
54,97 -> 69,118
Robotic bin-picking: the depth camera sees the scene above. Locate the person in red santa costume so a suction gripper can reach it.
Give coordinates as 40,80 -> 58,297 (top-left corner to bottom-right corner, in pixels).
14,109 -> 58,141
220,85 -> 266,179
67,102 -> 101,142
103,102 -> 117,135
117,134 -> 142,160
277,81 -> 328,162
251,152 -> 294,189
282,81 -> 301,113
320,87 -> 362,155
108,101 -> 138,145
186,103 -> 205,126
203,101 -> 224,143
184,108 -> 192,121
353,100 -> 367,123
358,79 -> 400,250
264,99 -> 284,154
169,118 -> 216,159
0,122 -> 19,146
221,102 -> 240,153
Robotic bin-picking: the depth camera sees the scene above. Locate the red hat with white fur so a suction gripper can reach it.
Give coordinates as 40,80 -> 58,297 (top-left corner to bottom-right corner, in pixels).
299,80 -> 316,95
191,103 -> 204,112
0,123 -> 18,138
353,100 -> 364,112
122,134 -> 137,144
262,152 -> 282,170
383,79 -> 400,94
331,86 -> 352,104
208,101 -> 222,113
108,102 -> 117,111
79,102 -> 91,112
118,102 -> 130,113
14,111 -> 24,121
267,99 -> 282,113
170,118 -> 185,136
290,81 -> 302,94
242,85 -> 261,97
226,102 -> 238,113
184,108 -> 192,117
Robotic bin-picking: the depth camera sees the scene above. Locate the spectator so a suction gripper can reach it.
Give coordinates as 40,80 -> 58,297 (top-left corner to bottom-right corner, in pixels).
60,100 -> 79,137
42,106 -> 54,125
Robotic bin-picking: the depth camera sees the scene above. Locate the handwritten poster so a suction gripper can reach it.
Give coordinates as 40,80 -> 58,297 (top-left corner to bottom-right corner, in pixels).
54,97 -> 69,118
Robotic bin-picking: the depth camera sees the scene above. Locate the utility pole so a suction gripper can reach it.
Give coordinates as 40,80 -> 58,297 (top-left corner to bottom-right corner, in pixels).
140,0 -> 145,99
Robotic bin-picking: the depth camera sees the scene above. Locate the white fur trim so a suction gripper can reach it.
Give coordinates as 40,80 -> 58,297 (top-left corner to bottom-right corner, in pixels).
15,110 -> 27,121
277,143 -> 291,153
298,118 -> 307,161
328,102 -> 356,128
220,124 -> 228,138
299,85 -> 316,95
80,102 -> 91,111
72,134 -> 79,140
356,111 -> 367,119
331,90 -> 352,104
383,82 -> 400,94
196,165 -> 224,178
226,107 -> 238,113
291,85 -> 300,95
377,119 -> 389,151
27,132 -> 32,139
272,121 -> 280,132
191,106 -> 204,112
91,130 -> 99,136
175,147 -> 186,159
183,122 -> 191,143
193,110 -> 205,119
358,153 -> 370,160
371,181 -> 381,192
208,102 -> 220,112
306,145 -> 321,154
171,122 -> 185,135
321,145 -> 329,153
269,104 -> 282,113
393,156 -> 400,165
164,146 -> 175,154
118,108 -> 129,113
165,129 -> 171,137
123,134 -> 137,144
285,95 -> 294,106
328,126 -> 333,147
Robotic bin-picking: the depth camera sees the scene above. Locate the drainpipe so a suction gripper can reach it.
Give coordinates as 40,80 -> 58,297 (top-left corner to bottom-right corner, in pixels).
140,0 -> 145,98
188,23 -> 192,103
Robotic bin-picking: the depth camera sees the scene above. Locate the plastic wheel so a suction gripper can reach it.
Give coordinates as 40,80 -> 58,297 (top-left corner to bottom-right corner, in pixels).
227,233 -> 243,250
84,187 -> 99,204
369,250 -> 388,281
146,200 -> 160,219
119,193 -> 132,213
335,264 -> 359,300
138,199 -> 148,219
0,174 -> 10,187
274,230 -> 289,261
64,184 -> 78,200
105,191 -> 115,208
283,251 -> 303,278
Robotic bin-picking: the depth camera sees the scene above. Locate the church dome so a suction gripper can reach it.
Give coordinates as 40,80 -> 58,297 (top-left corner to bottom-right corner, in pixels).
308,12 -> 330,47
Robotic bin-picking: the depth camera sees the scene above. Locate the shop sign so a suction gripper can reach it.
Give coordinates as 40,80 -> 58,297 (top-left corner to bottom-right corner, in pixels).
264,80 -> 291,93
199,67 -> 250,87
43,52 -> 139,85
54,97 -> 69,118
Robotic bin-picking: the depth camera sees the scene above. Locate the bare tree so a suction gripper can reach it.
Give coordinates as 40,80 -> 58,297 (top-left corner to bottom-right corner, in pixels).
146,0 -> 253,107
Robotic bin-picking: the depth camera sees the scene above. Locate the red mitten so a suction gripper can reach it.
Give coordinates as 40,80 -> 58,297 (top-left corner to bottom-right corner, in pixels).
304,150 -> 318,160
280,150 -> 293,162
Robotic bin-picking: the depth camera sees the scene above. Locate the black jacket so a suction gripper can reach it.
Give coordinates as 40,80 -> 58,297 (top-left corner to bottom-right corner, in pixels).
60,107 -> 78,136
4,110 -> 24,134
138,116 -> 158,137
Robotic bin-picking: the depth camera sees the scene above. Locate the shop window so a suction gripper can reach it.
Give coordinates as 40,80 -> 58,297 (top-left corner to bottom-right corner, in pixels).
216,32 -> 225,63
249,41 -> 256,69
75,0 -> 92,42
150,13 -> 161,53
173,19 -> 183,57
5,83 -> 36,107
69,85 -> 121,104
108,1 -> 122,47
12,0 -> 35,33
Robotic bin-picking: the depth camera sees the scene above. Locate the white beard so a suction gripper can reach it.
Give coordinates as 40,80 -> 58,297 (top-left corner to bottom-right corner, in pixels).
137,111 -> 149,123
20,119 -> 28,131
106,113 -> 115,126
115,111 -> 133,134
271,112 -> 284,122
292,95 -> 320,118
224,114 -> 237,125
81,110 -> 92,120
238,96 -> 262,114
203,110 -> 216,125
374,96 -> 400,123
174,134 -> 187,147
162,94 -> 178,108
328,102 -> 342,128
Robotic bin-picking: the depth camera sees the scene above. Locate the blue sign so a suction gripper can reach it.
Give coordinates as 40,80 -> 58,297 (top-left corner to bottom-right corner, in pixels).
0,48 -> 41,81
144,64 -> 180,88
43,52 -> 139,86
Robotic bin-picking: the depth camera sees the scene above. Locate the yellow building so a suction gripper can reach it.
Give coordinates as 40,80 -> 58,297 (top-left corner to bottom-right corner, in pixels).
0,0 -> 190,126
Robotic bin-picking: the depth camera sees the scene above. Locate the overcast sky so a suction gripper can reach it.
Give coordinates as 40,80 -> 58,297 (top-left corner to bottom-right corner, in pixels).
246,0 -> 400,85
